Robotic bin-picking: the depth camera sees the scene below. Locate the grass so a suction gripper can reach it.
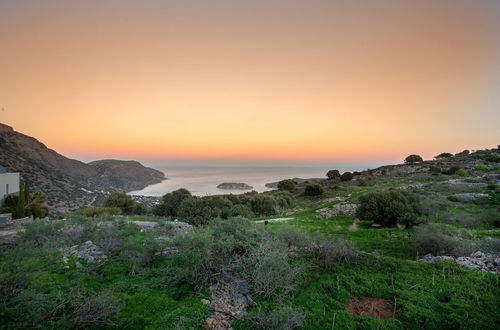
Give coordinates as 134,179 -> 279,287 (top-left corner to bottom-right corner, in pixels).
1,165 -> 499,329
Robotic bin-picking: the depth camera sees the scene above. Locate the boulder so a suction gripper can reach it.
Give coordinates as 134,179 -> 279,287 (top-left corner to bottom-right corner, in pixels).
318,203 -> 358,218
450,193 -> 490,203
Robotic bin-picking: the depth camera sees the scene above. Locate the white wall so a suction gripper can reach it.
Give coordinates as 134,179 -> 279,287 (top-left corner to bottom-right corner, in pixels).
0,173 -> 20,203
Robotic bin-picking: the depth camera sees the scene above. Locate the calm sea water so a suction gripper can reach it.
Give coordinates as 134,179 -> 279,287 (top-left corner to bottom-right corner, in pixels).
129,162 -> 378,196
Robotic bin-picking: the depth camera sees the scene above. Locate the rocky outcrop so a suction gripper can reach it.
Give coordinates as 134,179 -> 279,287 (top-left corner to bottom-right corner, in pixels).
418,252 -> 499,274
61,241 -> 107,263
88,159 -> 165,192
205,270 -> 255,329
317,203 -> 358,218
0,123 -> 165,214
217,182 -> 253,190
449,193 -> 490,203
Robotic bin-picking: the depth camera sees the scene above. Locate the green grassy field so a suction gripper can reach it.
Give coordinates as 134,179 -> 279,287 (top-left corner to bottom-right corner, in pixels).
1,165 -> 499,329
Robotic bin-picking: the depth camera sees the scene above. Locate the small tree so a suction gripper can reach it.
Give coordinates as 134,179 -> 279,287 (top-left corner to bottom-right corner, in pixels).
304,184 -> 323,196
153,188 -> 192,217
1,181 -> 48,219
455,150 -> 470,156
326,170 -> 341,180
404,154 -> 423,164
340,172 -> 354,181
435,152 -> 453,159
103,192 -> 136,215
356,190 -> 422,228
277,179 -> 296,192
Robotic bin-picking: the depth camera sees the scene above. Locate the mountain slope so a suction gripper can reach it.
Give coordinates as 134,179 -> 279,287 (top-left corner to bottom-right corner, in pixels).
0,123 -> 165,214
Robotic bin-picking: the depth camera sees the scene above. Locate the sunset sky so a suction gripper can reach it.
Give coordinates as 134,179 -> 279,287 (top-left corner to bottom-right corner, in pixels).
1,0 -> 499,164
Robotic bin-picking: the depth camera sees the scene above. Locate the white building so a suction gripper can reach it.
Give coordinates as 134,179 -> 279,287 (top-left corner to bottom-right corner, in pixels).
0,166 -> 20,204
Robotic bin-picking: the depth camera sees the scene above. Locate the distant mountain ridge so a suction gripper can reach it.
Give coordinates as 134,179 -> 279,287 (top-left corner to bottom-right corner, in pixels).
0,123 -> 165,214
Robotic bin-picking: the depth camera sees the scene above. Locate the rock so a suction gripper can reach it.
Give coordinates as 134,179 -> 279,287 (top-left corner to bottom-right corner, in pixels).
217,182 -> 253,190
165,219 -> 193,235
418,253 -> 500,274
201,299 -> 211,305
155,247 -> 180,256
471,251 -> 485,258
371,223 -> 382,228
450,193 -> 490,203
318,203 -> 358,218
205,268 -> 253,329
61,240 -> 107,263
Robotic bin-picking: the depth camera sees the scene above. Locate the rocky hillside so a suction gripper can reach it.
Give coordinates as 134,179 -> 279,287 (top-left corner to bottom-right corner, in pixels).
0,123 -> 165,214
88,159 -> 165,192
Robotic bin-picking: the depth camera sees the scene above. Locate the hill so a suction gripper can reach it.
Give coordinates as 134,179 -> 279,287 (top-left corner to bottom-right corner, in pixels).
0,123 -> 165,214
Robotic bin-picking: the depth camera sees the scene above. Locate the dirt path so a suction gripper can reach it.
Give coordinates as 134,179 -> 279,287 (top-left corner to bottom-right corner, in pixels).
255,217 -> 294,224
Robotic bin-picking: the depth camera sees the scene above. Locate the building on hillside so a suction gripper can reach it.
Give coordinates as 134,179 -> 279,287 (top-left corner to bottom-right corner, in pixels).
0,166 -> 20,205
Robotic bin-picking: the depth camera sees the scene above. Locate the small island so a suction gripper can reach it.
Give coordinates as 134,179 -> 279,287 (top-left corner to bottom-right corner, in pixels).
217,182 -> 253,190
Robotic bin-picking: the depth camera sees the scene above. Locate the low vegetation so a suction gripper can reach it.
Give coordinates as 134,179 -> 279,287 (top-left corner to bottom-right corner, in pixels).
1,147 -> 499,329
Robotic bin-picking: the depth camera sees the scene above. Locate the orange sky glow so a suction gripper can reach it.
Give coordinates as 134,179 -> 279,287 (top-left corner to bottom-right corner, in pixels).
1,0 -> 499,163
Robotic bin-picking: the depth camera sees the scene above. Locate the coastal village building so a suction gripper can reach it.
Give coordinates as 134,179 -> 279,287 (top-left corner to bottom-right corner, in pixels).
0,165 -> 20,204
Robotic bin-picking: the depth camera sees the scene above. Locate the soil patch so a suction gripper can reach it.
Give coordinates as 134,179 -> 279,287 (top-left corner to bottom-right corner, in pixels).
347,297 -> 396,320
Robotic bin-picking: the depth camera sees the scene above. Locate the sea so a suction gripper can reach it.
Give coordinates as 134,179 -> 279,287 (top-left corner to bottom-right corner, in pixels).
129,161 -> 380,197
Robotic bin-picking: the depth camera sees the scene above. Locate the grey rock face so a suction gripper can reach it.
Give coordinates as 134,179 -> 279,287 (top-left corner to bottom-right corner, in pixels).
318,203 -> 358,218
205,270 -> 254,329
451,193 -> 490,202
61,240 -> 107,263
418,251 -> 499,274
166,219 -> 193,235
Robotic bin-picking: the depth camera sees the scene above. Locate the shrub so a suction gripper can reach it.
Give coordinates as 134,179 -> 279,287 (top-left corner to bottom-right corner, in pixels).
1,182 -> 49,219
356,190 -> 422,227
455,168 -> 469,176
75,207 -> 122,217
243,238 -> 300,297
435,152 -> 453,159
414,224 -> 458,256
68,289 -> 121,326
313,238 -> 359,268
442,165 -> 461,175
304,184 -> 323,196
428,166 -> 441,175
455,150 -> 470,156
474,164 -> 489,171
326,170 -> 341,180
177,197 -> 214,226
103,192 -> 137,215
404,154 -> 423,164
340,172 -> 354,181
278,227 -> 311,249
152,188 -> 192,217
246,306 -> 306,330
277,179 -> 296,192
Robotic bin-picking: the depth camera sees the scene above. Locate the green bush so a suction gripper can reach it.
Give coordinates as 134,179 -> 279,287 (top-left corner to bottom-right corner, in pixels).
404,154 -> 423,164
103,192 -> 145,215
277,179 -> 296,192
435,152 -> 453,159
304,184 -> 323,196
455,168 -> 469,176
356,190 -> 422,227
1,182 -> 49,219
243,238 -> 300,297
245,306 -> 305,330
414,224 -> 459,256
326,170 -> 341,180
455,150 -> 470,156
152,188 -> 192,217
75,207 -> 122,217
313,238 -> 359,268
474,164 -> 489,171
442,165 -> 461,175
340,172 -> 354,181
